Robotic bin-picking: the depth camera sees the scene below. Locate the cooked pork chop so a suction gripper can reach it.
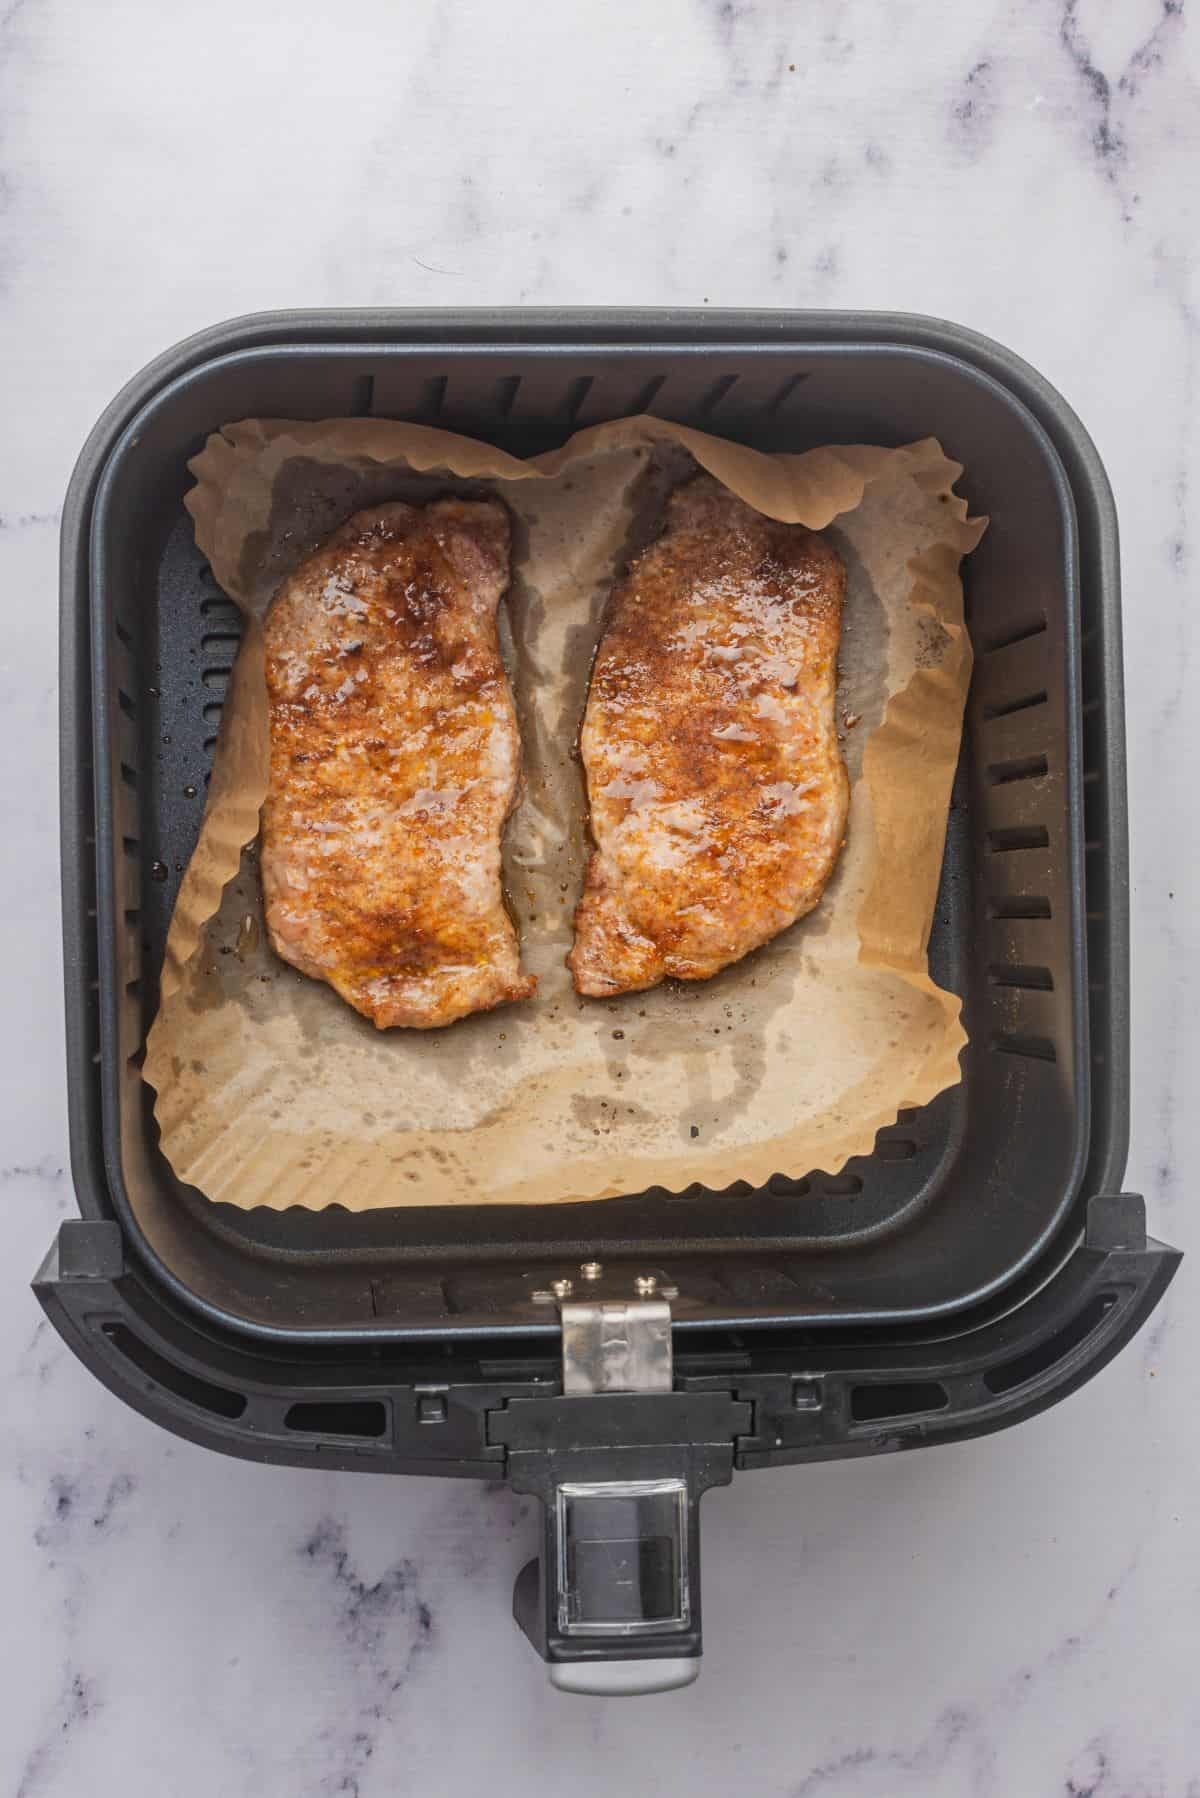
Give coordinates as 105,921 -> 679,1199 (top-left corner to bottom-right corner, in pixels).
261,499 -> 535,1029
568,476 -> 848,997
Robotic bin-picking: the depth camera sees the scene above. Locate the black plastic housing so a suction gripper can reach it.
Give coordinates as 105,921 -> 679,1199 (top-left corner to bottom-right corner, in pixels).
45,311 -> 1177,1486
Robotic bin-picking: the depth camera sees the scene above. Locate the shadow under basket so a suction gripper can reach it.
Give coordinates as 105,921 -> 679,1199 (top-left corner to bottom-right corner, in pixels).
44,309 -> 1178,1692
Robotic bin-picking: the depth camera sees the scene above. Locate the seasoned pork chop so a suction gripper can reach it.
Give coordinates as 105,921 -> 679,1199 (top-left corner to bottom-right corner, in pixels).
261,499 -> 535,1028
569,476 -> 848,997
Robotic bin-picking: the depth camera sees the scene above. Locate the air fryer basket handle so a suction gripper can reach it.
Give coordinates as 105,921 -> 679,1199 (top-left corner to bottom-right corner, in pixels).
492,1396 -> 750,1692
512,1473 -> 701,1695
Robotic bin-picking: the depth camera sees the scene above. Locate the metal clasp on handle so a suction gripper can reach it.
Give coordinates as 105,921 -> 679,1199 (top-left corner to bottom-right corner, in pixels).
562,1298 -> 673,1396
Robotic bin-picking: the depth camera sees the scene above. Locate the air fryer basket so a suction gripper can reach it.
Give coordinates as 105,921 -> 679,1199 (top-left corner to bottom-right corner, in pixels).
81,325 -> 1094,1335
44,311 -> 1178,1689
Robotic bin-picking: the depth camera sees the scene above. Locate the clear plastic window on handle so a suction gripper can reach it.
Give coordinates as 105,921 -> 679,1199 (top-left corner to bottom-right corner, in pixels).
556,1479 -> 690,1636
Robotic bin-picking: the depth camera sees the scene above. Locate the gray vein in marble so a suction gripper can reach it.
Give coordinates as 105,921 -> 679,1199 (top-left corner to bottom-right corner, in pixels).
949,60 -> 997,155
12,1452 -> 128,1798
699,0 -> 790,96
791,1706 -> 993,1797
297,1515 -> 435,1793
2,1158 -> 66,1181
1114,0 -> 1185,100
34,1465 -> 137,1558
1062,1734 -> 1197,1798
787,1540 -> 1147,1796
1064,1739 -> 1112,1798
302,1513 -> 433,1640
16,1669 -> 99,1798
1058,0 -> 1185,210
17,1317 -> 62,1388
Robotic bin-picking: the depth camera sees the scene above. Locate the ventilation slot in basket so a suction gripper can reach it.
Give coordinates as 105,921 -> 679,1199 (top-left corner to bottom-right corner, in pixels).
850,1380 -> 949,1423
494,374 -> 521,417
980,614 -> 1047,654
284,1400 -> 387,1439
766,371 -> 809,414
631,373 -> 666,415
419,374 -> 448,419
987,895 -> 1052,920
565,375 -> 595,423
767,1174 -> 812,1197
816,1173 -> 864,1196
200,594 -> 240,622
697,373 -> 739,417
874,1137 -> 918,1162
102,1324 -> 246,1419
988,963 -> 1054,991
992,1032 -> 1057,1063
983,690 -> 1047,722
201,631 -> 241,657
988,754 -> 1049,786
988,826 -> 1050,854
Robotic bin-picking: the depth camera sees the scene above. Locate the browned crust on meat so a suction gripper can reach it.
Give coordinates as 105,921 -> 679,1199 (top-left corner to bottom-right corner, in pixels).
261,499 -> 535,1028
568,476 -> 848,996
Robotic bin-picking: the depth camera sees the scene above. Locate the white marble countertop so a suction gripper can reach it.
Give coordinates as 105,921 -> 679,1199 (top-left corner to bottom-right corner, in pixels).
3,2 -> 1197,1792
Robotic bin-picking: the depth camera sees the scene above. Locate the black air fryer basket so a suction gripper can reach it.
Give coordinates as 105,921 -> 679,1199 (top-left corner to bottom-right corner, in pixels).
43,310 -> 1179,1693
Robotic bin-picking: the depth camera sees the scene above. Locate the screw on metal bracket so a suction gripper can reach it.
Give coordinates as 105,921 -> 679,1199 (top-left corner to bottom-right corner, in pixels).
531,1277 -> 575,1304
531,1269 -> 678,1303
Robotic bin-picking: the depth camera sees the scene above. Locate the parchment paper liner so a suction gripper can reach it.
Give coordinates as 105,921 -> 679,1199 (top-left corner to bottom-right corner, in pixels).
144,418 -> 985,1210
